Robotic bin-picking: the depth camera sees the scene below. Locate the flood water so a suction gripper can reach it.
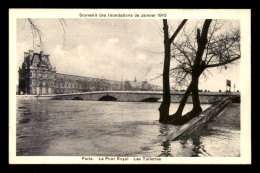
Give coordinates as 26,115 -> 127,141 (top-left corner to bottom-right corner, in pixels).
16,99 -> 239,157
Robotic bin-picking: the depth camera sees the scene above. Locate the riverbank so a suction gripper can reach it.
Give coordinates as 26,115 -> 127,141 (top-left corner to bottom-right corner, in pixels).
209,103 -> 240,130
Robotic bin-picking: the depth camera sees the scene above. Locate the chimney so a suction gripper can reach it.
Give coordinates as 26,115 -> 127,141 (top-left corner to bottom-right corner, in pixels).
28,50 -> 34,65
24,52 -> 29,61
29,50 -> 34,56
40,50 -> 44,57
40,51 -> 44,61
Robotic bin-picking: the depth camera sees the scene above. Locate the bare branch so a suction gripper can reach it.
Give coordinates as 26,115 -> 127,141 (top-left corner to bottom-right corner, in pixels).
169,19 -> 188,43
182,27 -> 197,54
150,73 -> 163,81
173,43 -> 192,67
59,18 -> 67,47
27,18 -> 45,50
205,56 -> 240,68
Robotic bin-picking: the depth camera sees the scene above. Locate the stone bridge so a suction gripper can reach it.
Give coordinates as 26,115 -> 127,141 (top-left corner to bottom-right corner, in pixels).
44,91 -> 240,104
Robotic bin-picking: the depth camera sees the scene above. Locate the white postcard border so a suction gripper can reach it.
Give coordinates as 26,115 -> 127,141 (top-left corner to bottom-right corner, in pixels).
9,9 -> 251,164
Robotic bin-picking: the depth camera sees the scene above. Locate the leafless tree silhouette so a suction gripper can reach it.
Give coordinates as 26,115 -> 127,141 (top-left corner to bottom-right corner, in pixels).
159,19 -> 240,125
26,18 -> 67,51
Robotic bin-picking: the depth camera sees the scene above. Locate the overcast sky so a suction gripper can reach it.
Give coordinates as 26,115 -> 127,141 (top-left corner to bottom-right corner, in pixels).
16,18 -> 240,91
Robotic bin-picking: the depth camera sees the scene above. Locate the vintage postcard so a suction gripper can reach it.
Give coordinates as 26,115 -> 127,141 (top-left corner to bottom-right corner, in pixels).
9,9 -> 251,164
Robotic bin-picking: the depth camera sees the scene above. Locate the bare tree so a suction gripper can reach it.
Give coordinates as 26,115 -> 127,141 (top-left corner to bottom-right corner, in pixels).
160,19 -> 240,125
26,18 -> 67,51
27,18 -> 45,50
158,19 -> 188,123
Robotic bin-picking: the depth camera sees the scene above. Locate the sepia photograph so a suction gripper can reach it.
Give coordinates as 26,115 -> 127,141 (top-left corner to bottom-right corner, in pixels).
9,9 -> 251,164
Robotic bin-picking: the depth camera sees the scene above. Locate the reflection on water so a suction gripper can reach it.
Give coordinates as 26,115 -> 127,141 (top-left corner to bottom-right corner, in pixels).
16,99 -> 239,157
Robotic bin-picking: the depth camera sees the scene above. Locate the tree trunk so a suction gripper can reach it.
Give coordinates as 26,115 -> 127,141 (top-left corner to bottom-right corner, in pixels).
191,75 -> 202,114
168,69 -> 205,124
173,81 -> 193,116
184,19 -> 212,117
159,19 -> 187,123
159,39 -> 171,123
160,20 -> 211,125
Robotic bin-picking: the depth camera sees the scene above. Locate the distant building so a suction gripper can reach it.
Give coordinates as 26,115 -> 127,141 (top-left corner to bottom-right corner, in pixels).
124,80 -> 162,91
18,50 -> 162,95
18,50 -> 56,95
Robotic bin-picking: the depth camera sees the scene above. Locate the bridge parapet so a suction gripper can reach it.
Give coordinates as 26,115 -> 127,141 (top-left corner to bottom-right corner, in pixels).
49,91 -> 240,104
51,91 -> 240,96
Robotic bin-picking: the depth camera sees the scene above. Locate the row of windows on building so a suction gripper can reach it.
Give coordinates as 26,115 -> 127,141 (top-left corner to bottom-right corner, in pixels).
29,79 -> 84,88
29,69 -> 129,85
55,88 -> 87,94
29,78 -> 124,88
29,71 -> 55,79
29,72 -> 89,83
28,86 -> 97,95
29,71 -> 106,83
29,79 -> 160,91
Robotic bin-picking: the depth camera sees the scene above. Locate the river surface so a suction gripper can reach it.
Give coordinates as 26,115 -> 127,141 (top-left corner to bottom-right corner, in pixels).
16,99 -> 239,157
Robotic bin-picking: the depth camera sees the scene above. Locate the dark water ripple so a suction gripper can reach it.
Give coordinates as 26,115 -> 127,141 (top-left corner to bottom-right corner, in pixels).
16,99 -> 239,157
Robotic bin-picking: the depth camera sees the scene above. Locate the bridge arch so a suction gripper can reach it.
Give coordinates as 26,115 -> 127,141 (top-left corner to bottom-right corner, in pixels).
72,97 -> 84,100
140,97 -> 161,102
98,95 -> 117,101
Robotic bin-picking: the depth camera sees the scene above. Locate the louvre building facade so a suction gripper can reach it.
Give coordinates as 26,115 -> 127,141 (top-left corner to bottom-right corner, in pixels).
18,50 -> 162,95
